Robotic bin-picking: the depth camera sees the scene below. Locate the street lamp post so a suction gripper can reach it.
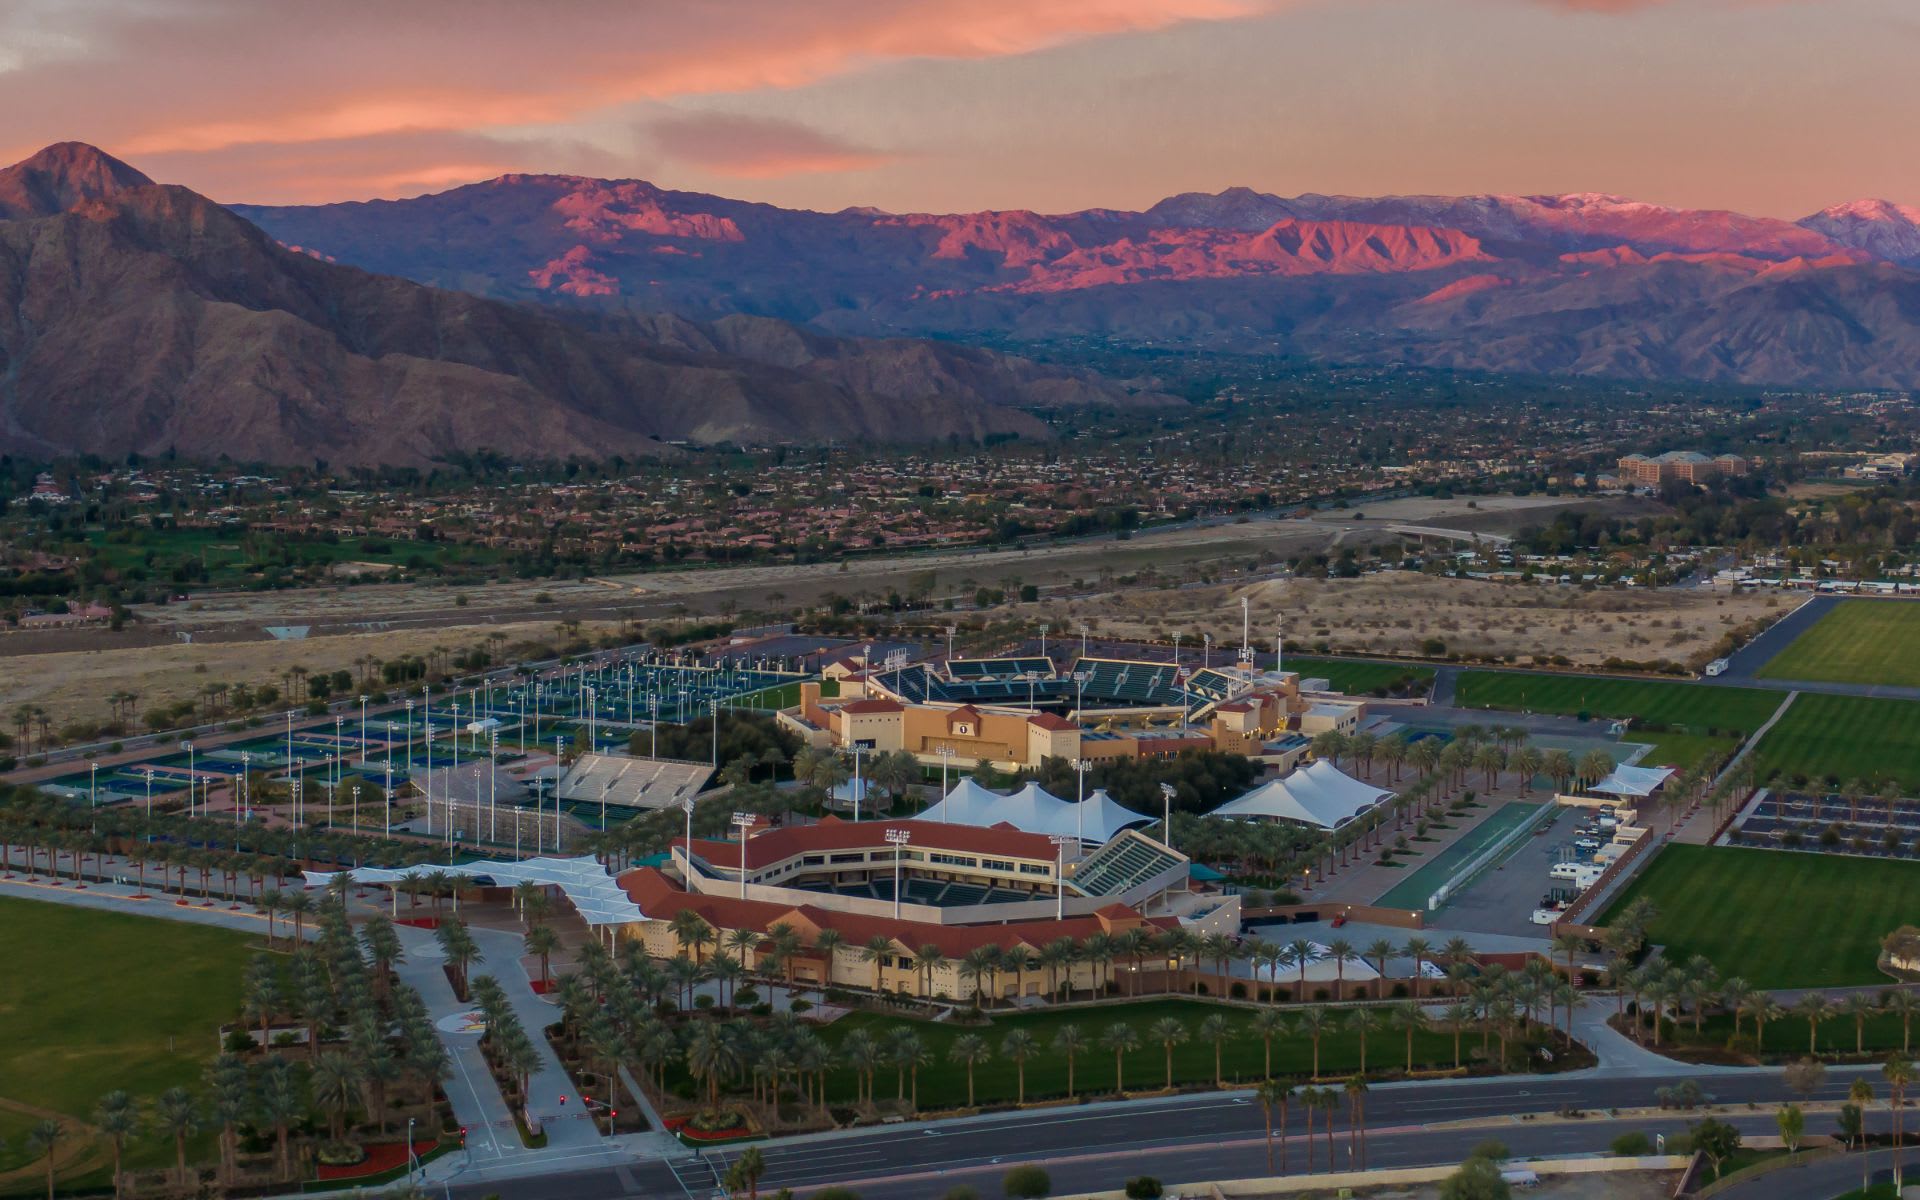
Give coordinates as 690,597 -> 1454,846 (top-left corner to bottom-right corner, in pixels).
732,812 -> 755,899
885,828 -> 911,918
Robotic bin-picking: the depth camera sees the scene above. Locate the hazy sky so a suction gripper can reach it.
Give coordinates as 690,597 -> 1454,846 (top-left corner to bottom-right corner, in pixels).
4,0 -> 1915,215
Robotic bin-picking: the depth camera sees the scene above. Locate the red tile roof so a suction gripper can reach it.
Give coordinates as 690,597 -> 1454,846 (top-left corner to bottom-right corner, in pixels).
838,698 -> 904,715
617,866 -> 1171,959
677,815 -> 1059,869
1027,712 -> 1077,731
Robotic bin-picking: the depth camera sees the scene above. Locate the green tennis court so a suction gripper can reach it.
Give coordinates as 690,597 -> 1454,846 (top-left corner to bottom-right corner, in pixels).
1374,801 -> 1546,911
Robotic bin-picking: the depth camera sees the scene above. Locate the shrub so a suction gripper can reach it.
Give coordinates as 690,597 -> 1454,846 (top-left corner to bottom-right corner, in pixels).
1002,1164 -> 1051,1198
1468,1138 -> 1509,1162
1610,1132 -> 1652,1156
790,999 -> 813,1013
1124,1177 -> 1163,1199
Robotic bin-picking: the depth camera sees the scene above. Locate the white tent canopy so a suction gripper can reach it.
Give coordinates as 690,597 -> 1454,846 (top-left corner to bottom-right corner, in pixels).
1590,763 -> 1674,798
1208,760 -> 1392,829
303,855 -> 645,926
917,779 -> 1152,843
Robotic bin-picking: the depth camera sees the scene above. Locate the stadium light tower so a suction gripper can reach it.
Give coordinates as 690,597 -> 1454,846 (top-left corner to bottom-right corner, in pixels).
732,812 -> 755,899
1171,630 -> 1182,667
1240,595 -> 1254,666
1072,758 -> 1092,842
680,794 -> 696,863
1039,623 -> 1049,662
1159,782 -> 1178,850
936,746 -> 956,813
945,624 -> 957,662
88,760 -> 98,829
885,828 -> 912,918
1049,834 -> 1074,920
1203,632 -> 1211,670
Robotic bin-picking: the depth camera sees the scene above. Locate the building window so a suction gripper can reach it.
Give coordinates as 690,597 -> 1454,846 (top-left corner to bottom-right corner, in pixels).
929,853 -> 977,868
981,858 -> 1013,872
1019,863 -> 1052,876
829,853 -> 866,864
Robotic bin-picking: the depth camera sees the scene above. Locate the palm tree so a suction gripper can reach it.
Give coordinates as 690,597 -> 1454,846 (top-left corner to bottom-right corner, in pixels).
1577,749 -> 1615,791
1345,1007 -> 1379,1075
1391,1001 -> 1429,1073
1298,1006 -> 1332,1079
27,1118 -> 62,1200
1251,1007 -> 1291,1078
1844,993 -> 1882,1055
93,1091 -> 140,1200
812,928 -> 846,993
686,1023 -> 743,1112
1444,1002 -> 1475,1069
1000,1029 -> 1038,1104
1890,989 -> 1920,1054
1198,1014 -> 1232,1087
1103,1022 -> 1140,1093
890,1032 -> 931,1113
1743,994 -> 1783,1052
1886,1053 -> 1915,1191
1511,746 -> 1544,794
525,924 -> 559,987
1149,1016 -> 1189,1090
862,935 -> 896,994
309,1054 -> 364,1141
914,943 -> 944,1000
155,1087 -> 200,1186
1052,1025 -> 1088,1098
1345,1075 -> 1370,1168
948,1034 -> 991,1108
668,910 -> 714,964
1795,993 -> 1834,1056
1255,1078 -> 1292,1173
1285,938 -> 1318,997
1402,937 -> 1432,1000
257,1063 -> 303,1179
1542,749 -> 1576,795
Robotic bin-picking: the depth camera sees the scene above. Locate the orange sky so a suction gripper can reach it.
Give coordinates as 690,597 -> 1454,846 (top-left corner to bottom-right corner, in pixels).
2,0 -> 1912,216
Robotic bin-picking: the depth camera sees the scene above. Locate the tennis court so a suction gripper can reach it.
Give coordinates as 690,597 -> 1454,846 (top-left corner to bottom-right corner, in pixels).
1374,801 -> 1546,911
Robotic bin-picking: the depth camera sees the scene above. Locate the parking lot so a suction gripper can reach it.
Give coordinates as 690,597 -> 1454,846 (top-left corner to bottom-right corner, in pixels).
1426,803 -> 1627,938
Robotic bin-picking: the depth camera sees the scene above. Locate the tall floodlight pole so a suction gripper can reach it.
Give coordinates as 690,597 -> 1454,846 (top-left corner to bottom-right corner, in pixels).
553,737 -> 565,848
946,624 -> 957,662
885,828 -> 911,918
1073,758 -> 1091,843
404,700 -> 414,765
938,747 -> 955,815
89,761 -> 98,830
489,731 -> 499,844
1050,834 -> 1073,920
1172,631 -> 1182,669
1275,621 -> 1284,675
1074,671 -> 1089,719
1039,623 -> 1049,663
422,685 -> 433,835
239,751 -> 251,825
1203,633 -> 1211,670
1241,596 -> 1252,662
681,795 -> 696,865
184,742 -> 195,817
650,693 -> 659,760
732,812 -> 755,899
359,694 -> 369,747
144,769 -> 155,840
285,708 -> 296,785
1159,782 -> 1177,851
1081,626 -> 1089,661
586,686 -> 597,751
710,699 -> 720,768
852,746 -> 865,822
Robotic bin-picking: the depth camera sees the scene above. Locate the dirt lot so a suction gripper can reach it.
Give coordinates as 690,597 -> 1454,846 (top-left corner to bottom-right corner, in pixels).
0,618 -> 621,734
1028,573 -> 1784,668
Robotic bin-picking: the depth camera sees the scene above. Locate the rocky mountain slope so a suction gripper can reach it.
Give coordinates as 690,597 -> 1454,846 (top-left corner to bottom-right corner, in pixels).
0,145 -> 1169,465
234,173 -> 1920,389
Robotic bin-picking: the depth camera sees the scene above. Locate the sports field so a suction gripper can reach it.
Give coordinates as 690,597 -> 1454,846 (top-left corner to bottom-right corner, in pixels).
1758,600 -> 1920,687
1375,802 -> 1544,911
0,896 -> 255,1182
1455,671 -> 1781,734
1753,692 -> 1920,791
1287,657 -> 1435,697
1600,844 -> 1920,987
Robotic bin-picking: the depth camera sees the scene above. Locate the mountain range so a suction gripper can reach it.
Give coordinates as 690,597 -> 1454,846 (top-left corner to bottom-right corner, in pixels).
0,144 -> 1169,466
234,175 -> 1920,390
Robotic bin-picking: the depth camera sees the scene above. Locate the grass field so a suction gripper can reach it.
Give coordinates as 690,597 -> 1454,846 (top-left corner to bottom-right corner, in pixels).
735,681 -> 802,710
715,999 -> 1488,1109
0,896 -> 255,1178
1600,844 -> 1920,987
1633,731 -> 1740,773
1375,802 -> 1543,911
1753,693 -> 1920,791
1758,601 -> 1920,687
1287,657 -> 1435,697
1455,671 -> 1782,734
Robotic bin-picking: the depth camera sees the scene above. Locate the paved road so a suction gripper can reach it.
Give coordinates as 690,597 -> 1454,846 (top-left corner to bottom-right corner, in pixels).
436,1062 -> 1896,1200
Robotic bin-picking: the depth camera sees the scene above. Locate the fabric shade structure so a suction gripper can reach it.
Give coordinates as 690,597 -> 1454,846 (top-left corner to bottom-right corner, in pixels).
302,855 -> 644,926
1589,763 -> 1674,798
1208,759 -> 1392,829
917,779 -> 1152,843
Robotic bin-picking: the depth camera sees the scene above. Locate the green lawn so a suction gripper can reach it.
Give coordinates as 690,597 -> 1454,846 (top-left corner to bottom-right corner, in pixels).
1759,601 -> 1920,687
1600,844 -> 1920,987
1753,693 -> 1920,791
735,681 -> 802,710
1288,657 -> 1435,698
1657,1007 -> 1920,1060
0,896 -> 256,1174
1633,731 -> 1739,773
1455,671 -> 1781,735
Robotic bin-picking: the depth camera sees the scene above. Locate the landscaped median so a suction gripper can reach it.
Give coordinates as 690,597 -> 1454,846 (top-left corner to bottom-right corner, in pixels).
1048,1154 -> 1692,1199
